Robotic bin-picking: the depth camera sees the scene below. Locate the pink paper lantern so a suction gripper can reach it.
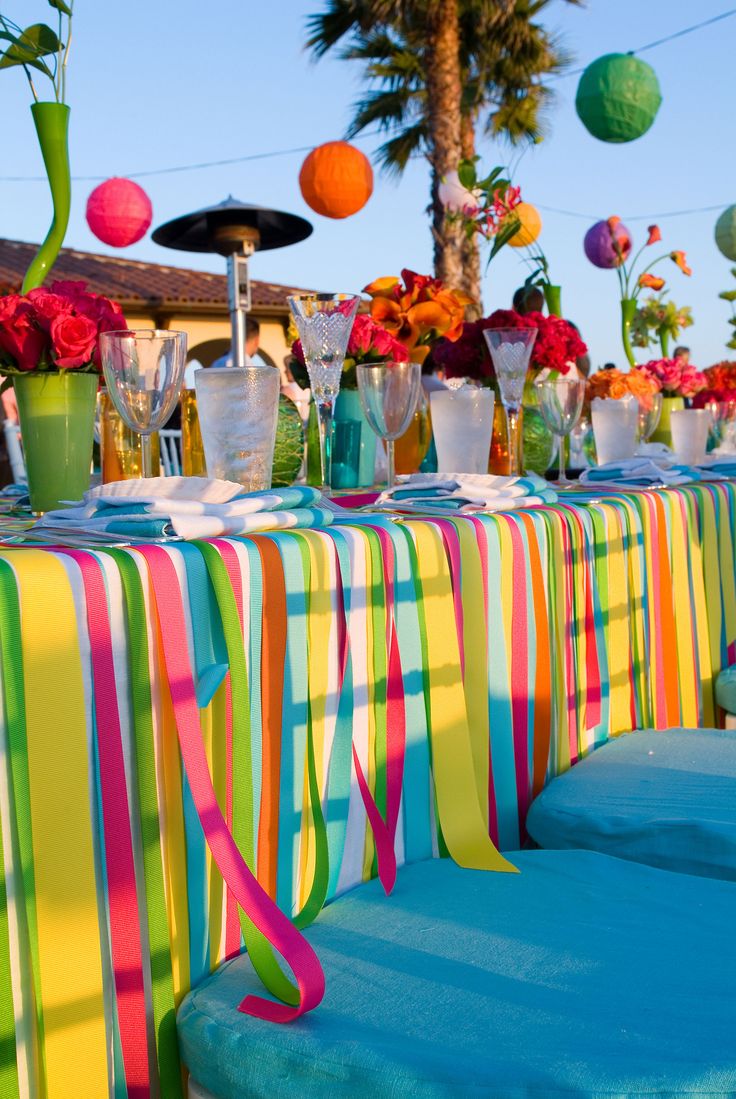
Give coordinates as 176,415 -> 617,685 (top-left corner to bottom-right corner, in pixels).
86,178 -> 153,247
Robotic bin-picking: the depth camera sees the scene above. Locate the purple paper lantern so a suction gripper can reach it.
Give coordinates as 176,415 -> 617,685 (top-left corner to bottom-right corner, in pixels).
584,219 -> 632,269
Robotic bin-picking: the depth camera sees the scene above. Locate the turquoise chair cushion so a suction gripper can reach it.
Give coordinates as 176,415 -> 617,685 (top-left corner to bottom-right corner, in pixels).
716,666 -> 736,714
178,850 -> 736,1098
527,728 -> 736,880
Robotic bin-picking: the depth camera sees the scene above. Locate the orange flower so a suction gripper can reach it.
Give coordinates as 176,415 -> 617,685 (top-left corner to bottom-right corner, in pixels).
646,225 -> 662,246
638,273 -> 666,291
586,367 -> 658,411
606,216 -> 621,231
670,251 -> 692,276
364,271 -> 473,351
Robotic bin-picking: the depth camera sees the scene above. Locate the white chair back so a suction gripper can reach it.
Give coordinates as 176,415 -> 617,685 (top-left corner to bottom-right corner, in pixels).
159,429 -> 182,477
3,421 -> 27,484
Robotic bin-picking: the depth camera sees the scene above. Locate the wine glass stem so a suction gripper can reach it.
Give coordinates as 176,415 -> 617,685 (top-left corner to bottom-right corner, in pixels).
316,397 -> 334,491
386,439 -> 395,489
558,433 -> 569,485
506,407 -> 520,476
141,433 -> 154,479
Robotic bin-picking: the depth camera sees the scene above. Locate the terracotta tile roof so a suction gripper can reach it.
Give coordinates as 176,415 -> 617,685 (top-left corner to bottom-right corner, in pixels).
0,238 -> 314,314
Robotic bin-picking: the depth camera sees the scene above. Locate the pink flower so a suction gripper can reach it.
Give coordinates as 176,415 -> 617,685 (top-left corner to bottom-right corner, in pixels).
292,339 -> 305,366
50,312 -> 98,369
26,288 -> 75,331
347,314 -> 374,357
0,296 -> 49,370
49,279 -> 90,301
679,366 -> 707,398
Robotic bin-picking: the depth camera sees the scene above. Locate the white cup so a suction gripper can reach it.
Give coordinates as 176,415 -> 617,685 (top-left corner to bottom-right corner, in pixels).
670,408 -> 711,466
430,387 -> 495,474
591,397 -> 638,465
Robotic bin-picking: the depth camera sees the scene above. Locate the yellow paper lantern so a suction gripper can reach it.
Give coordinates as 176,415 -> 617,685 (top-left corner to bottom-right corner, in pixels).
508,203 -> 542,248
299,141 -> 374,219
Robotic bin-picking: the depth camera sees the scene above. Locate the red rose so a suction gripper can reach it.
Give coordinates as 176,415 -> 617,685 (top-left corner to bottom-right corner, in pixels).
347,314 -> 374,356
49,279 -> 89,301
50,312 -> 98,369
0,296 -> 49,370
291,339 -> 306,367
26,288 -> 74,331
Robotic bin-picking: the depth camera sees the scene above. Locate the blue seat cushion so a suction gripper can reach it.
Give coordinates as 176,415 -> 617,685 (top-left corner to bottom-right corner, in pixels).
526,728 -> 736,881
716,667 -> 736,714
178,850 -> 736,1098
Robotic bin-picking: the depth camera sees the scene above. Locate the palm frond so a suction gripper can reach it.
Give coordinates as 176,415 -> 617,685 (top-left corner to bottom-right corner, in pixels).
373,122 -> 429,175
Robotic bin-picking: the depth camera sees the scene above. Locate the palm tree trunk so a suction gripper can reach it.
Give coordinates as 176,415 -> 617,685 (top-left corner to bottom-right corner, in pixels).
459,112 -> 482,318
425,0 -> 463,289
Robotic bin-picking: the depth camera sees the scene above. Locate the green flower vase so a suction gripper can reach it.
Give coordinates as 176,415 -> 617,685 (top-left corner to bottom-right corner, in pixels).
22,102 -> 71,292
521,382 -> 556,475
543,284 -> 563,317
14,372 -> 98,513
650,395 -> 685,448
621,298 -> 638,370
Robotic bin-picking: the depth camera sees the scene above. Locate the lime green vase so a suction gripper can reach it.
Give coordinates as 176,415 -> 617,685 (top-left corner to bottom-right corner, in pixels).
650,395 -> 685,448
14,372 -> 98,513
22,102 -> 71,292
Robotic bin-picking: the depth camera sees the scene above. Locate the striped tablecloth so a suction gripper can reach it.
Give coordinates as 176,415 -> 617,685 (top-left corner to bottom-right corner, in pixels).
0,482 -> 733,1098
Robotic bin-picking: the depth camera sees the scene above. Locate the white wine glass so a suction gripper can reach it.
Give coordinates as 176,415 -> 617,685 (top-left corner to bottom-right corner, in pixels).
535,375 -> 586,485
99,330 -> 187,478
356,361 -> 422,487
483,327 -> 537,475
288,293 -> 360,489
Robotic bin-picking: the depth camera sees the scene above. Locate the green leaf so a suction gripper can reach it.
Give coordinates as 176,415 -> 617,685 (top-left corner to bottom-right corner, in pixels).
0,23 -> 61,70
457,161 -> 476,189
719,290 -> 736,302
47,0 -> 73,13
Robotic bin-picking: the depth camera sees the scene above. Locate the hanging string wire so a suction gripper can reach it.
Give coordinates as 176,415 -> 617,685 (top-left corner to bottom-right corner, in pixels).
0,4 -> 733,215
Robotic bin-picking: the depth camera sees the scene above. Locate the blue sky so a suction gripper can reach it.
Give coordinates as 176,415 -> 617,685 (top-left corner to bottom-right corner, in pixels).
2,0 -> 735,370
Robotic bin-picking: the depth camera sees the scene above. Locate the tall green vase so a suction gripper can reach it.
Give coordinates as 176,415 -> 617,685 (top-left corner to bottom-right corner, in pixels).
22,102 -> 71,292
14,372 -> 98,513
650,395 -> 685,448
543,284 -> 563,317
621,298 -> 637,369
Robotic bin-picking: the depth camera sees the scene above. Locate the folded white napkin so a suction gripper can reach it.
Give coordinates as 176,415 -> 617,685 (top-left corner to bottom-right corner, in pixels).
580,458 -> 692,487
375,472 -> 557,513
85,475 -> 244,505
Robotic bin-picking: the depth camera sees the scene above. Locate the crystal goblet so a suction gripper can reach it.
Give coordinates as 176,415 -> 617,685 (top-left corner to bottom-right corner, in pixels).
288,293 -> 360,490
483,327 -> 537,475
534,375 -> 586,485
99,330 -> 187,478
355,361 -> 422,487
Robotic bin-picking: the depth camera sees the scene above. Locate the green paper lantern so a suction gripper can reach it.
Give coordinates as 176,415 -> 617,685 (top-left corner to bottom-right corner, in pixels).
715,206 -> 736,262
576,53 -> 662,143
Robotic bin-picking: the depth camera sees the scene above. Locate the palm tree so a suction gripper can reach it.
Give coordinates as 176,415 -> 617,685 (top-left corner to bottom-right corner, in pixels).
307,0 -> 578,308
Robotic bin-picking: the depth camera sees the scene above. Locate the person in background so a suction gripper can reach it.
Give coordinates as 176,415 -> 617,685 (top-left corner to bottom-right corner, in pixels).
211,318 -> 262,368
602,362 -> 617,370
673,345 -> 691,365
512,285 -> 545,315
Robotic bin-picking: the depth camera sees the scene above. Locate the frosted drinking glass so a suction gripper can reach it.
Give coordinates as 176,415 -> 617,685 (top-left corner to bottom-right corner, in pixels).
430,388 -> 495,474
195,366 -> 280,490
670,408 -> 711,466
591,397 -> 638,465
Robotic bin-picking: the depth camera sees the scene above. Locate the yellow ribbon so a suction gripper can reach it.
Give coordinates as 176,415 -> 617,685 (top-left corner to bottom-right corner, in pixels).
406,523 -> 516,873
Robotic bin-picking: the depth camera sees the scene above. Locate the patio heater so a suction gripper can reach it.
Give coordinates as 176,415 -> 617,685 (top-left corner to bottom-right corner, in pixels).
152,197 -> 313,368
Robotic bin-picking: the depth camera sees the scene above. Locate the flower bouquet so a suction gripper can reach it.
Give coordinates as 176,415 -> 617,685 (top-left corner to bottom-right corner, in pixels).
637,358 -> 707,402
0,280 -> 127,510
362,269 -> 473,364
632,295 -> 693,359
585,218 -> 692,368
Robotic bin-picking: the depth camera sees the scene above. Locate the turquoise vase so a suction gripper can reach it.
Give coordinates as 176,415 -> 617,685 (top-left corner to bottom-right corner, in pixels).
23,103 -> 71,292
333,388 -> 376,488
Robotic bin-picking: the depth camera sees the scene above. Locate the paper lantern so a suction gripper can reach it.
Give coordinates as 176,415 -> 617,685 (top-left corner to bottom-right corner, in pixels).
715,206 -> 736,262
508,202 -> 542,248
86,178 -> 153,247
576,53 -> 662,143
584,219 -> 632,268
299,142 -> 373,219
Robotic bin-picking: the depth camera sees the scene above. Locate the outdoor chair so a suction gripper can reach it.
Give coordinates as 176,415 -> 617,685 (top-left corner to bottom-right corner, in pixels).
178,760 -> 736,1098
527,727 -> 736,880
159,427 -> 183,476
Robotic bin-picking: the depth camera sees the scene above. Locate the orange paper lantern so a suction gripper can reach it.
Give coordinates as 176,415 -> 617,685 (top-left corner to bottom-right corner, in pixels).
299,141 -> 373,219
508,202 -> 542,248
